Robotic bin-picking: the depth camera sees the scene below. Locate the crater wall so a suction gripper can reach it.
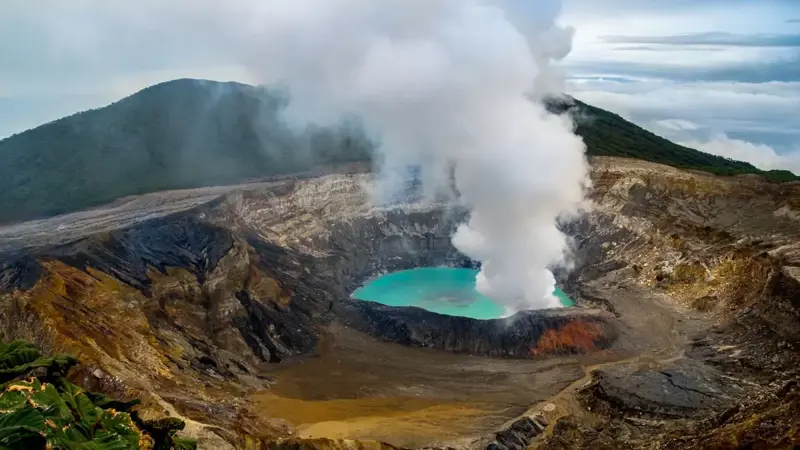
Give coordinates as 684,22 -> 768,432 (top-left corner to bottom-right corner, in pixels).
3,157 -> 799,448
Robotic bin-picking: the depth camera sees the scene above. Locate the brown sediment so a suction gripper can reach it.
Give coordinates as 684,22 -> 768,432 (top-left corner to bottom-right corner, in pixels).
239,323 -> 598,447
252,391 -> 487,444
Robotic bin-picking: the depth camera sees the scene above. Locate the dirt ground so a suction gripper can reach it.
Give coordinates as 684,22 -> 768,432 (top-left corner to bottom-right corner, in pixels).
253,323 -> 615,447
250,268 -> 710,448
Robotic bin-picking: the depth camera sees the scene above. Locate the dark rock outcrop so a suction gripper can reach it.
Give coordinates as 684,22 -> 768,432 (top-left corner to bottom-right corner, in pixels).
311,208 -> 472,297
754,266 -> 800,342
581,359 -> 744,419
485,415 -> 548,450
661,380 -> 800,449
334,299 -> 616,358
0,256 -> 41,292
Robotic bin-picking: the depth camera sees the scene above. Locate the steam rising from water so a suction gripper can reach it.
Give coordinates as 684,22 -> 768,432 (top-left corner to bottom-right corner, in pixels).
224,0 -> 588,312
23,0 -> 589,313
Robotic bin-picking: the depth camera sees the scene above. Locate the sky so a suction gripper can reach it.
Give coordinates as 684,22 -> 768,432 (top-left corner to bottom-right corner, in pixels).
0,0 -> 798,172
560,0 -> 800,172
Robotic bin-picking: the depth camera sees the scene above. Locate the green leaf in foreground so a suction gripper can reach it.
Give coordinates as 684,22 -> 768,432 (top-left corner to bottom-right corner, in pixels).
0,406 -> 47,449
0,339 -> 197,449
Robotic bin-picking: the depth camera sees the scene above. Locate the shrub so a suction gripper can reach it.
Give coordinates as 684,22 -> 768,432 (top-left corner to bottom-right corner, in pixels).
0,339 -> 195,450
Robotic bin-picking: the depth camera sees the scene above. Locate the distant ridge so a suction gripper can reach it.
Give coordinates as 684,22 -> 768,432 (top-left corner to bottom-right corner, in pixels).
0,78 -> 794,224
0,79 -> 372,224
548,97 -> 797,183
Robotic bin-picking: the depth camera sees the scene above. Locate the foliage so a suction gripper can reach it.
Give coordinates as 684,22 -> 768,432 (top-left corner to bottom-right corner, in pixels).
0,79 -> 373,224
547,97 -> 799,183
130,417 -> 191,450
0,407 -> 46,449
0,340 -> 77,385
0,339 -> 196,450
0,80 -> 795,224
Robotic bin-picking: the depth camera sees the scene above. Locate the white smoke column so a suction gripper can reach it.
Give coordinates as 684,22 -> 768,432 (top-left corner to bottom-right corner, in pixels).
207,0 -> 588,313
45,0 -> 587,313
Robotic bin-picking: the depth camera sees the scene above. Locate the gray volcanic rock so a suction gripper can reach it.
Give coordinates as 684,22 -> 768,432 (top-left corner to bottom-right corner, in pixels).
582,358 -> 745,419
0,168 -> 621,448
0,170 -> 617,368
334,299 -> 615,358
485,415 -> 548,450
0,256 -> 41,292
4,157 -> 800,448
319,208 -> 472,295
54,214 -> 235,292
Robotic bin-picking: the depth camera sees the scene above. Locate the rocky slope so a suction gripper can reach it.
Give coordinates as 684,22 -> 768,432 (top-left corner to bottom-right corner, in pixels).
1,156 -> 798,449
534,158 -> 800,449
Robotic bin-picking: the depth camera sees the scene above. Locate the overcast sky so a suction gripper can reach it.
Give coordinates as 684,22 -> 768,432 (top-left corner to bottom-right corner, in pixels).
1,0 -> 798,171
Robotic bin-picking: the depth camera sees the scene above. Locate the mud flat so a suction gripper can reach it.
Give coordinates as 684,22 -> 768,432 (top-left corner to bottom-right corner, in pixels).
253,324 -> 609,448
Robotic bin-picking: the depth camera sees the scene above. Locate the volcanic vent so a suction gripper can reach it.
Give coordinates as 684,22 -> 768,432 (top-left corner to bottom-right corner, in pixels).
191,168 -> 619,358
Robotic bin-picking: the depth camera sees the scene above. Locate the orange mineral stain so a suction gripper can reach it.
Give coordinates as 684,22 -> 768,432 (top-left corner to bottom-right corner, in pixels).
531,320 -> 605,356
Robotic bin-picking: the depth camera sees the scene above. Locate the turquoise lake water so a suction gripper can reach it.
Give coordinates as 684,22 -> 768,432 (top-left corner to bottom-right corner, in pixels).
352,267 -> 574,320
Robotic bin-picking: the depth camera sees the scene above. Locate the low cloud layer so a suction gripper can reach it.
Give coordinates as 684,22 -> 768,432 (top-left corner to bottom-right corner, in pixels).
569,56 -> 800,83
684,134 -> 800,174
601,32 -> 800,47
561,0 -> 799,168
562,0 -> 799,168
649,118 -> 800,174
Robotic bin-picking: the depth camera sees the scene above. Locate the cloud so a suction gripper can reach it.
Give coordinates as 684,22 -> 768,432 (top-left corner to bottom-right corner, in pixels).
646,118 -> 800,175
601,31 -> 800,47
568,78 -> 800,151
567,54 -> 800,83
697,55 -> 800,83
561,0 -> 800,152
612,45 -> 729,52
563,0 -> 784,18
570,75 -> 638,84
655,119 -> 700,131
680,133 -> 800,174
0,0 -> 797,171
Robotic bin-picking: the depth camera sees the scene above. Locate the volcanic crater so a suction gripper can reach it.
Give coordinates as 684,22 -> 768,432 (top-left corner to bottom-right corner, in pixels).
1,157 -> 799,449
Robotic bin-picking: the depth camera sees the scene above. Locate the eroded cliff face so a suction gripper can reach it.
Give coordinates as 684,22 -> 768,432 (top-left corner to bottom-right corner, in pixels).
533,159 -> 800,450
578,158 -> 800,304
0,157 -> 798,449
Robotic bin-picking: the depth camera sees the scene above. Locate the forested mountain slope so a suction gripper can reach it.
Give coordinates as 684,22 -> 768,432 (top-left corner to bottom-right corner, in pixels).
0,78 -> 793,224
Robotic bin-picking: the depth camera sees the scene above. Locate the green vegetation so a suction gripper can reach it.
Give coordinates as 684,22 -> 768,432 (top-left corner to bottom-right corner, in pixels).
0,79 -> 372,224
0,339 -> 196,450
0,79 -> 794,224
548,98 -> 799,182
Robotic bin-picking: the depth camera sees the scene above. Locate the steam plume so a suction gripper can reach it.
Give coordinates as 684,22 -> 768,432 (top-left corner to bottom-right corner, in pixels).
18,0 -> 589,312
219,0 -> 588,312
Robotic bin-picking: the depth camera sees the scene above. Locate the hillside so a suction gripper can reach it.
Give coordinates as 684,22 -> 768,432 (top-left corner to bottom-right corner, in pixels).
0,79 -> 372,223
0,79 -> 794,224
549,98 -> 798,182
